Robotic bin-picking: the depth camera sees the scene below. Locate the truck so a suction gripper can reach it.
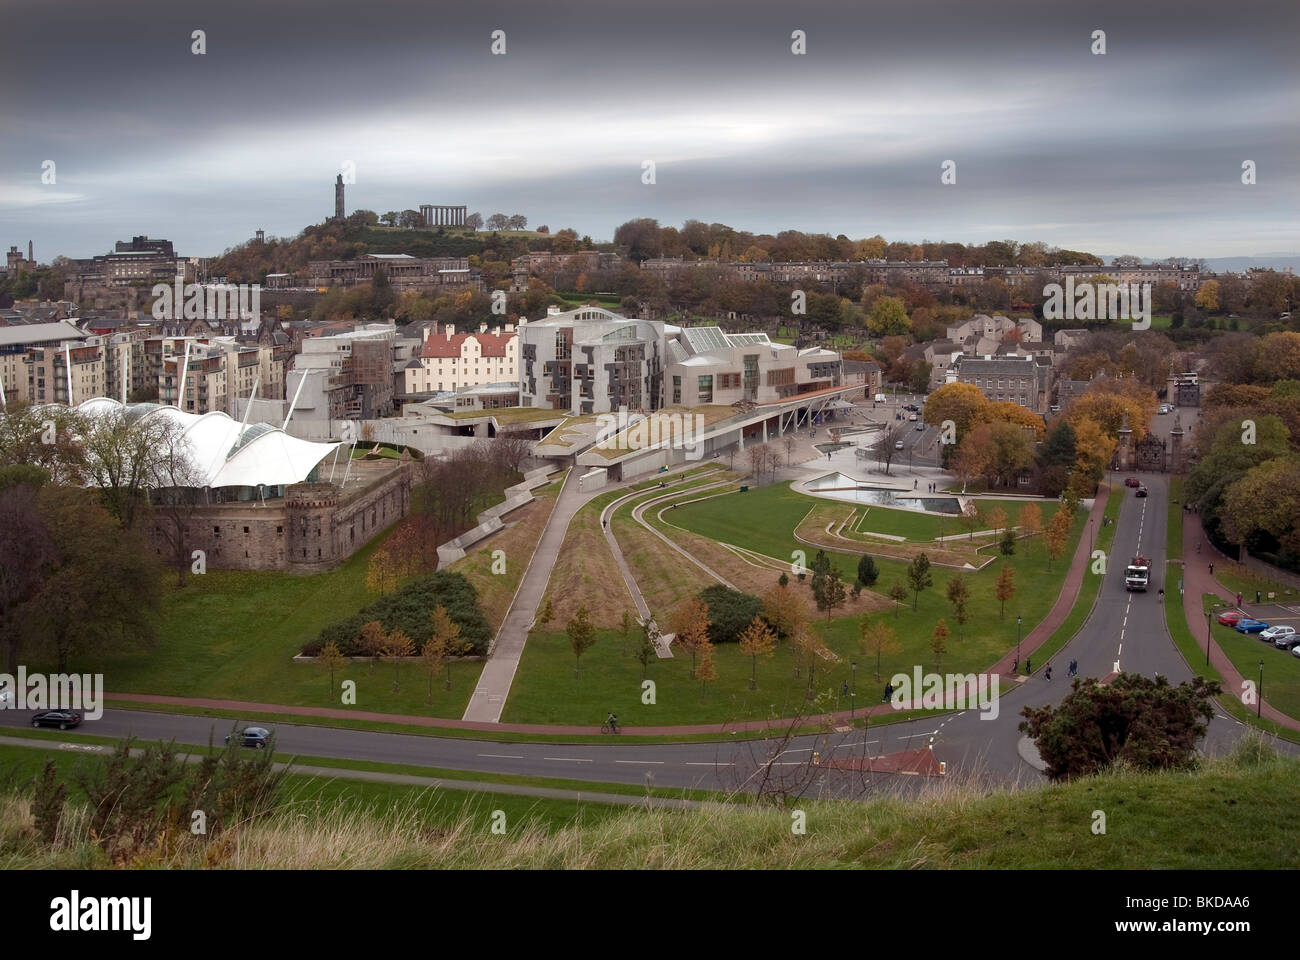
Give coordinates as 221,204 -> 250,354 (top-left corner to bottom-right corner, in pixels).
1125,554 -> 1151,592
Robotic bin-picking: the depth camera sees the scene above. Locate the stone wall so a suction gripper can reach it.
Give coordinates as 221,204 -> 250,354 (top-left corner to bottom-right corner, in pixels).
148,463 -> 413,573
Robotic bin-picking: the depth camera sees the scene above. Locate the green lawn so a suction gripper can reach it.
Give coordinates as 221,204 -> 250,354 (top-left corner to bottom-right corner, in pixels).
503,481 -> 1087,725
25,532 -> 483,719
1204,596 -> 1300,722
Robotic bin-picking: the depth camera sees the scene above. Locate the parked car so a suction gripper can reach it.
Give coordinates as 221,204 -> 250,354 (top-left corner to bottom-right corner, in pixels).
1216,609 -> 1247,626
1136,486 -> 1148,497
1125,477 -> 1141,487
225,726 -> 272,749
894,440 -> 905,450
1292,644 -> 1300,659
1235,618 -> 1270,634
31,710 -> 83,730
1262,625 -> 1298,648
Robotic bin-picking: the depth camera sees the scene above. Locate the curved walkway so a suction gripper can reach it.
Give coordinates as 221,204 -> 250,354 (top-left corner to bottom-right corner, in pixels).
1179,511 -> 1300,732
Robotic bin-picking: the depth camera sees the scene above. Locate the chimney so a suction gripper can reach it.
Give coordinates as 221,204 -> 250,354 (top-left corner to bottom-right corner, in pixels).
445,324 -> 454,341
505,322 -> 514,333
479,322 -> 487,334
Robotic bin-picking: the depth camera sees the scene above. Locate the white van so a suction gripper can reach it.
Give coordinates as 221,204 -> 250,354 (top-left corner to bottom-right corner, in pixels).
874,393 -> 887,403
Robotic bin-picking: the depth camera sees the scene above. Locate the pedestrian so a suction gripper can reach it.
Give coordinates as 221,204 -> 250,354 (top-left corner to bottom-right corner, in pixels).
883,682 -> 894,702
914,479 -> 918,489
1209,562 -> 1214,575
841,680 -> 849,696
1237,592 -> 1243,607
1025,657 -> 1031,675
1069,658 -> 1077,678
1257,590 -> 1262,604
1012,657 -> 1019,674
1045,663 -> 1052,681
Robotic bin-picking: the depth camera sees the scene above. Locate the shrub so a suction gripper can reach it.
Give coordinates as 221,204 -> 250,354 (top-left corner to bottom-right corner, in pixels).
305,571 -> 491,656
697,583 -> 762,644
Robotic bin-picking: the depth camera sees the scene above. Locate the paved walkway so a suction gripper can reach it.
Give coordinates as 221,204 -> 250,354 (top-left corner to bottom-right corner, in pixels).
1179,511 -> 1300,731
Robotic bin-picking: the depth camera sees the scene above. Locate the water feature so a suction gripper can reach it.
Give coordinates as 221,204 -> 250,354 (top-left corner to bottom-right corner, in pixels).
805,472 -> 962,514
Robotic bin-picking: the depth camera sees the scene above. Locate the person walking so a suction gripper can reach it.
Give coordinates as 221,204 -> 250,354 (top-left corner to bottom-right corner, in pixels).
1045,663 -> 1052,681
1025,657 -> 1031,675
1209,561 -> 1214,575
1068,658 -> 1077,678
883,681 -> 894,702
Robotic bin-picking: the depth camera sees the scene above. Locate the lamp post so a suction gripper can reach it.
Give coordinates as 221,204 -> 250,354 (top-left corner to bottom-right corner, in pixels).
850,660 -> 857,721
1016,615 -> 1023,673
1206,602 -> 1221,667
1258,660 -> 1264,718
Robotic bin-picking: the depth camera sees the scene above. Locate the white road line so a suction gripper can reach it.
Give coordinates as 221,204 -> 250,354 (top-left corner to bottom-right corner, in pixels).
684,761 -> 732,766
477,754 -> 526,760
614,759 -> 664,764
543,757 -> 594,763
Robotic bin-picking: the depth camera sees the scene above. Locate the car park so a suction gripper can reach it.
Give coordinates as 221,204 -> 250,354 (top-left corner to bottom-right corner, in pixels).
1217,609 -> 1246,626
225,726 -> 272,749
1261,625 -> 1298,648
1235,618 -> 1269,634
31,710 -> 83,730
1125,477 -> 1140,487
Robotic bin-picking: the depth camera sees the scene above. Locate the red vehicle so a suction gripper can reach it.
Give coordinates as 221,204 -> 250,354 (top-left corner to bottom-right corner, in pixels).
1124,477 -> 1141,487
1217,609 -> 1247,627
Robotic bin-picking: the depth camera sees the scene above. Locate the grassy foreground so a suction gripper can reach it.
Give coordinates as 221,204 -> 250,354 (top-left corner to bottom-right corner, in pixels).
3,735 -> 1295,868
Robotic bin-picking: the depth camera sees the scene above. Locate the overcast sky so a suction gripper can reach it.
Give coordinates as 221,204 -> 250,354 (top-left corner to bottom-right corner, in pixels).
2,0 -> 1297,260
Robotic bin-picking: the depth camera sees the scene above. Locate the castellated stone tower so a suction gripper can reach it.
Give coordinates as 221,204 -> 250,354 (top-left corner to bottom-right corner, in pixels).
287,482 -> 339,570
334,174 -> 345,222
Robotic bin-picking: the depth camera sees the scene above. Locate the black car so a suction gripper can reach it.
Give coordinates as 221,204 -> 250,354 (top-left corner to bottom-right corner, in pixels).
225,726 -> 271,749
31,710 -> 83,730
1136,486 -> 1148,498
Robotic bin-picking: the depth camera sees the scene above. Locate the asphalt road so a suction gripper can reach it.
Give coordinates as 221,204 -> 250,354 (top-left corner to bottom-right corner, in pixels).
2,451 -> 1290,798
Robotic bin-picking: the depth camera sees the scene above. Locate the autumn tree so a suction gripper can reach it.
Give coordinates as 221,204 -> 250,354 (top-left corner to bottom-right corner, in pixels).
566,605 -> 597,679
366,548 -> 397,596
858,616 -> 901,680
1018,502 -> 1043,555
536,596 -> 554,630
987,506 -> 1008,537
906,553 -> 933,610
945,575 -> 971,640
887,581 -> 908,618
923,382 -> 989,443
383,629 -> 414,690
994,563 -> 1017,619
737,617 -> 776,690
361,620 -> 386,674
813,568 -> 848,620
671,596 -> 711,679
696,637 -> 718,697
425,604 -> 460,696
635,616 -> 658,680
931,619 -> 951,668
1046,506 -> 1072,570
760,582 -> 807,643
317,641 -> 346,701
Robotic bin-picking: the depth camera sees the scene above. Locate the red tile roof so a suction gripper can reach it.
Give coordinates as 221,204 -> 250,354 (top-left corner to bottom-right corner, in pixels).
421,331 -> 516,359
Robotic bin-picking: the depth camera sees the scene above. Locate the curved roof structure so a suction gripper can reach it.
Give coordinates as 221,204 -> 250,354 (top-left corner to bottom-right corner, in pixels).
75,398 -> 343,489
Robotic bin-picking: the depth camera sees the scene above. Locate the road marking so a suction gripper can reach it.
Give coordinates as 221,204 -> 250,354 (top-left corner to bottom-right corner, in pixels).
543,757 -> 594,763
477,753 -> 526,760
614,759 -> 664,764
685,761 -> 732,766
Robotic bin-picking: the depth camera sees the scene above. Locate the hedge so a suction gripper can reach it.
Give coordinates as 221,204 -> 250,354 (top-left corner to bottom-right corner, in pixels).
303,571 -> 492,656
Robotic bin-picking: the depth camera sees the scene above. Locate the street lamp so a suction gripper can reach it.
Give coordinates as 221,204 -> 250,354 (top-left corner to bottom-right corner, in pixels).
1206,602 -> 1222,666
850,660 -> 857,721
1016,615 -> 1023,673
1258,660 -> 1264,718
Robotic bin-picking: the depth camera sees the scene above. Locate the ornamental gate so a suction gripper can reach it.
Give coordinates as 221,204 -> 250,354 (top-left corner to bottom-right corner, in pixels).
1134,433 -> 1167,472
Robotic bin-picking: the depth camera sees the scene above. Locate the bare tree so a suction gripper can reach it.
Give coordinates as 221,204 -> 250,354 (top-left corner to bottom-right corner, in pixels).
873,425 -> 907,476
148,422 -> 208,586
491,428 -> 535,474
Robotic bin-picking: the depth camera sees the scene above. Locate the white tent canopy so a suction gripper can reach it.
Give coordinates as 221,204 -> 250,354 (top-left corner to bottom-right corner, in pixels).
76,398 -> 342,489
